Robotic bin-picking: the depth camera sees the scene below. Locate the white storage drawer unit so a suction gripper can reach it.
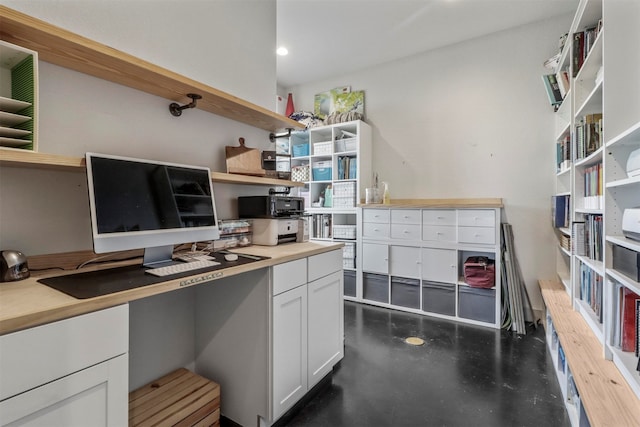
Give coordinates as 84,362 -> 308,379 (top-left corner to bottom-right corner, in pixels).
363,209 -> 390,223
358,204 -> 501,328
458,209 -> 495,227
390,209 -> 421,224
363,222 -> 390,239
422,209 -> 456,225
272,257 -> 308,295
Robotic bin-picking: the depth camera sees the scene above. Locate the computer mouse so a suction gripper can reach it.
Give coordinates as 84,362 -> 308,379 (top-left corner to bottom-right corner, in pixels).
224,253 -> 238,262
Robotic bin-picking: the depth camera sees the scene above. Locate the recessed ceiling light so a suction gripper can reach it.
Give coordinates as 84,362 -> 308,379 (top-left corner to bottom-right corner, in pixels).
276,46 -> 289,56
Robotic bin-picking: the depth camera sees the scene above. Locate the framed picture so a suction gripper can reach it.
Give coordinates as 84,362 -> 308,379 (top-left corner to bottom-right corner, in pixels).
314,86 -> 352,119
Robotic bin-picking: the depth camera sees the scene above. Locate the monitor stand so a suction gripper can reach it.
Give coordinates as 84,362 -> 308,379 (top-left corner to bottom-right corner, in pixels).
143,245 -> 176,268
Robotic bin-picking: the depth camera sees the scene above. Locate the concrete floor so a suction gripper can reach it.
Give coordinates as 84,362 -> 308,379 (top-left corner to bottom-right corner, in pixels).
281,301 -> 570,426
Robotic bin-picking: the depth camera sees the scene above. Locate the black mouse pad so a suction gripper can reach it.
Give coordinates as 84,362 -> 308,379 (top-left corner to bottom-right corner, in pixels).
38,254 -> 269,299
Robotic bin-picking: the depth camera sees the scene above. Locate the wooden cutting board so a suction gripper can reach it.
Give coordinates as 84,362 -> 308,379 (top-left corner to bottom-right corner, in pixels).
225,137 -> 265,176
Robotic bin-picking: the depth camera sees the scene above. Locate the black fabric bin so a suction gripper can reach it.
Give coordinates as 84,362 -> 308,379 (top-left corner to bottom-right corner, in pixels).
363,273 -> 389,303
391,277 -> 420,309
422,281 -> 455,315
344,270 -> 356,297
458,285 -> 496,323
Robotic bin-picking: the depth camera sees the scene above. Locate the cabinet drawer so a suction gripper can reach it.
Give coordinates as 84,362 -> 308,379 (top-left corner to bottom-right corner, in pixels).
422,225 -> 456,242
390,223 -> 421,240
422,209 -> 456,226
273,258 -> 307,295
308,249 -> 342,282
458,226 -> 496,245
363,221 -> 390,239
362,209 -> 390,223
391,209 -> 421,225
0,304 -> 129,401
457,209 -> 496,227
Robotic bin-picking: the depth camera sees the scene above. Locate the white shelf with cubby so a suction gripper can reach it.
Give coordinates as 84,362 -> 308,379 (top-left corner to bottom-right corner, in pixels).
288,120 -> 372,293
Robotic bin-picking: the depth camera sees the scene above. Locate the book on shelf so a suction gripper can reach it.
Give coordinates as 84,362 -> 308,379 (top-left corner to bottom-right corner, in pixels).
621,286 -> 640,353
584,214 -> 603,261
556,134 -> 571,172
573,221 -> 586,257
542,74 -> 563,108
556,69 -> 570,99
575,113 -> 603,160
572,25 -> 601,77
552,195 -> 570,228
579,262 -> 603,323
560,234 -> 571,252
583,163 -> 603,210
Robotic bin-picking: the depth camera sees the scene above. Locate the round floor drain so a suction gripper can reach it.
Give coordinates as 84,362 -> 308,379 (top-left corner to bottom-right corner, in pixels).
405,337 -> 425,346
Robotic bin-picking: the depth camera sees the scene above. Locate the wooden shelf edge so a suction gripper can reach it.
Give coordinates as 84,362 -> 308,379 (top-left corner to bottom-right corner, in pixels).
210,171 -> 304,187
538,279 -> 640,427
0,148 -> 85,170
0,5 -> 304,133
0,148 -> 303,187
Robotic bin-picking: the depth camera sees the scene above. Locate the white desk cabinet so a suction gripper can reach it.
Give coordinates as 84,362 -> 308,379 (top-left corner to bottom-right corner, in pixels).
0,305 -> 129,427
359,205 -> 501,328
272,283 -> 308,419
194,249 -> 344,427
272,250 -> 343,421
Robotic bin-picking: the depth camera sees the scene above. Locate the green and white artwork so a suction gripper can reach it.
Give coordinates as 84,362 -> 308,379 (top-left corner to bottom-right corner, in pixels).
334,91 -> 364,114
314,86 -> 353,119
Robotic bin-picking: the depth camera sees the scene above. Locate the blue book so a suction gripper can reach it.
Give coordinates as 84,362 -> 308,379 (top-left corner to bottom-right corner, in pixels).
348,158 -> 357,179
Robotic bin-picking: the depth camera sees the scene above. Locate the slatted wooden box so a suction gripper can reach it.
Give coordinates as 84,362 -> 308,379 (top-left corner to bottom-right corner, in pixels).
129,368 -> 220,427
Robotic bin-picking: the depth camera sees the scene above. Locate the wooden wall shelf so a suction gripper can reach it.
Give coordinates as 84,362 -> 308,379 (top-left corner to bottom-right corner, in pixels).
0,6 -> 304,133
0,148 -> 304,187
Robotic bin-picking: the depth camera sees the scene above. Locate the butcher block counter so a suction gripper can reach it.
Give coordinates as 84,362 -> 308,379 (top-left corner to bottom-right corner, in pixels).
0,241 -> 342,336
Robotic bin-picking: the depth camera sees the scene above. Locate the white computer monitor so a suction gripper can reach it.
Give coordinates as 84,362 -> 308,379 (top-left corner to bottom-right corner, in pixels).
85,152 -> 220,267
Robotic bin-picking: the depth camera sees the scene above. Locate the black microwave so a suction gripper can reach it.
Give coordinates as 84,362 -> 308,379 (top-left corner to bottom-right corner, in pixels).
238,196 -> 305,218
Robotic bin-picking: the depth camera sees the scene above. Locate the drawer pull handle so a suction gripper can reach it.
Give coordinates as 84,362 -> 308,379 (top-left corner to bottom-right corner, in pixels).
403,230 -> 409,234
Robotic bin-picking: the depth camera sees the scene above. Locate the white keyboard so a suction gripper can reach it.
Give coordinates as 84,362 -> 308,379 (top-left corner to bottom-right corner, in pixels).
145,260 -> 220,277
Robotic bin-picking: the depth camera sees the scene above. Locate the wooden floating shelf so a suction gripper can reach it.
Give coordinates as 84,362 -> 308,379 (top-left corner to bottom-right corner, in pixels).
0,148 -> 304,187
0,5 -> 304,133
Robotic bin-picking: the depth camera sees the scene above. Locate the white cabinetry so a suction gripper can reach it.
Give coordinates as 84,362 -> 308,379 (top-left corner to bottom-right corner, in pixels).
358,205 -> 502,328
0,305 -> 129,427
290,120 -> 372,285
272,282 -> 308,419
271,249 -> 343,421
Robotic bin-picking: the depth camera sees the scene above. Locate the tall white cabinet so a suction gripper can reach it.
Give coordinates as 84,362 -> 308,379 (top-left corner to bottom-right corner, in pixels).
290,120 -> 372,294
546,0 -> 640,424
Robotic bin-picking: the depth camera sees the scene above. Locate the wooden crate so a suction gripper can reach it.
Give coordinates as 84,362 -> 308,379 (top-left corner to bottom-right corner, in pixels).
129,368 -> 220,427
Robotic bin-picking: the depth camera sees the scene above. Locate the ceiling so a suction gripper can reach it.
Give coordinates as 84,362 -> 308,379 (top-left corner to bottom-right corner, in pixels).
276,0 -> 578,88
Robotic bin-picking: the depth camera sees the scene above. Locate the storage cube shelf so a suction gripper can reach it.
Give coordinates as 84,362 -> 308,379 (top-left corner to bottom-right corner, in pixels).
358,204 -> 502,328
290,120 -> 372,277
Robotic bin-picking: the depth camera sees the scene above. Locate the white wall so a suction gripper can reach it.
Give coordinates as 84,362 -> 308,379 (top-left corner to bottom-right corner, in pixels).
0,0 -> 278,255
286,15 -> 572,313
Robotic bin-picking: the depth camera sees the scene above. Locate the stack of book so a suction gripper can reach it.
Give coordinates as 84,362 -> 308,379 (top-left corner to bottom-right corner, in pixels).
611,281 -> 640,361
579,262 -> 603,323
556,133 -> 571,172
575,113 -> 603,160
337,156 -> 357,180
583,162 -> 603,210
573,20 -> 603,77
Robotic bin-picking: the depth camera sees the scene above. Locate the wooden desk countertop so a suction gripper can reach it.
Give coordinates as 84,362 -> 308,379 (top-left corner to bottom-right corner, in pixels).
0,242 -> 342,336
358,198 -> 503,209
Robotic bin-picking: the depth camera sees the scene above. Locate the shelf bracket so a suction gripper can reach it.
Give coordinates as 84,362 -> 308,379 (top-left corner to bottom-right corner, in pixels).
269,128 -> 293,143
169,93 -> 202,117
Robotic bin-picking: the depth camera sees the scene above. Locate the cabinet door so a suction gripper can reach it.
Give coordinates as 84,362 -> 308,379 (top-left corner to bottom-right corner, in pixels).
421,248 -> 457,284
390,245 -> 421,279
307,271 -> 344,388
272,285 -> 308,420
0,354 -> 128,427
362,243 -> 388,274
